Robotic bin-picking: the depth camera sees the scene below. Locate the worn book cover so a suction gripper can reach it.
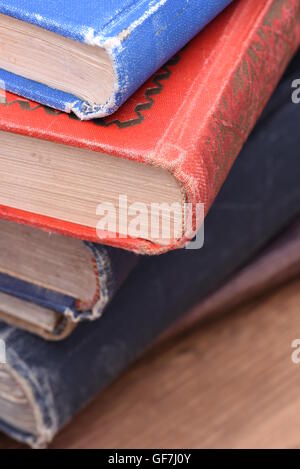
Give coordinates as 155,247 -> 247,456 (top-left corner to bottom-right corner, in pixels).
0,227 -> 138,340
0,0 -> 299,254
0,0 -> 232,119
1,58 -> 300,444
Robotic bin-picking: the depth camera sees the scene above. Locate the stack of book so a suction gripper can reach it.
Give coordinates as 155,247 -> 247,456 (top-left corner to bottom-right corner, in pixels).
0,0 -> 299,447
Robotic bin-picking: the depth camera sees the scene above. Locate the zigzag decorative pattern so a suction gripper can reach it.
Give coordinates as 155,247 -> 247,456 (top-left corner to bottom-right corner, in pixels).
0,53 -> 181,128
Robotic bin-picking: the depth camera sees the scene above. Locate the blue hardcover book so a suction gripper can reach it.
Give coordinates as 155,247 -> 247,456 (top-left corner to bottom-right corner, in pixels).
0,0 -> 232,119
0,52 -> 299,446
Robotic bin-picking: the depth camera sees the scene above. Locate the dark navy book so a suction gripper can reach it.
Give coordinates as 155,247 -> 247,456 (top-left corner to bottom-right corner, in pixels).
0,52 -> 299,446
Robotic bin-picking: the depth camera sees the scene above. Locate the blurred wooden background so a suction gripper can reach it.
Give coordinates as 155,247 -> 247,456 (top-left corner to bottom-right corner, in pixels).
2,276 -> 300,449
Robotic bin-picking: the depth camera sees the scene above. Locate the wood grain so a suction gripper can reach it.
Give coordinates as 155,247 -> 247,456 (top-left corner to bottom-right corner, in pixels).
2,277 -> 300,449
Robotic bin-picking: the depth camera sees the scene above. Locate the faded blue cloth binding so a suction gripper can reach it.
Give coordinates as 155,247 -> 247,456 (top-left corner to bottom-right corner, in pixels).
0,53 -> 300,446
0,243 -> 138,326
0,0 -> 232,119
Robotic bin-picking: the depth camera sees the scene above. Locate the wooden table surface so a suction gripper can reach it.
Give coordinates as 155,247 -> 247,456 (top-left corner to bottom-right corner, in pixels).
2,277 -> 300,449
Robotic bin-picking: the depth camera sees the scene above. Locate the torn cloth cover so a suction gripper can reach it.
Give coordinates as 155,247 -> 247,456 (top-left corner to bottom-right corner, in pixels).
0,242 -> 138,340
0,0 -> 232,119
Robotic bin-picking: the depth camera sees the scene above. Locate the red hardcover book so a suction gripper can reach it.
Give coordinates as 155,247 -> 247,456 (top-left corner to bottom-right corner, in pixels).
0,0 -> 299,254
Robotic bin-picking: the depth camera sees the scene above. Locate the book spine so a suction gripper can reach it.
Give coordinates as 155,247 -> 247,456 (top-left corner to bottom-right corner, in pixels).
77,243 -> 139,322
152,0 -> 300,254
80,0 -> 233,119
